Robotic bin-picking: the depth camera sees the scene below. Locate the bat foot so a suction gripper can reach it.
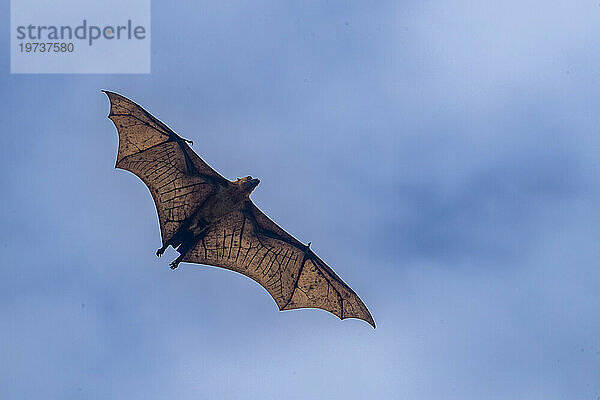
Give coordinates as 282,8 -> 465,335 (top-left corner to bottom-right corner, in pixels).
156,247 -> 165,257
169,260 -> 180,270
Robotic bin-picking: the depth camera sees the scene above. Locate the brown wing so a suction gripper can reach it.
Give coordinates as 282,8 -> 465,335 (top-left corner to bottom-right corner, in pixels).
182,201 -> 376,327
103,90 -> 230,245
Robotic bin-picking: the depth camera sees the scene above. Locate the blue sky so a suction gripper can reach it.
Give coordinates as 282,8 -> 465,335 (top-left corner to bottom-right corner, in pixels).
2,1 -> 600,399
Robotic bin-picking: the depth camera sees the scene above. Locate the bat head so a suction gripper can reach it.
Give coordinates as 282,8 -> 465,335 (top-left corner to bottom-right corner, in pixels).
236,175 -> 260,194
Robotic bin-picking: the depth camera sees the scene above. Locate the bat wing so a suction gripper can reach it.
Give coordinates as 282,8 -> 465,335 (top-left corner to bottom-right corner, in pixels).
182,201 -> 376,327
103,90 -> 230,245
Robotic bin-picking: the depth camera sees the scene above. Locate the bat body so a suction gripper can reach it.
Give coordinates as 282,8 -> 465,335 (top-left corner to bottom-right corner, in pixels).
103,91 -> 375,327
156,176 -> 260,268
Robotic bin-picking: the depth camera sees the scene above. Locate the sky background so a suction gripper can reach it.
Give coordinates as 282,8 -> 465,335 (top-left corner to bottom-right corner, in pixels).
2,1 -> 600,399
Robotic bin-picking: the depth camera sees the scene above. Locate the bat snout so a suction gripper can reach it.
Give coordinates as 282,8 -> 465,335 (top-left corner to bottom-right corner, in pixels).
240,176 -> 260,192
248,178 -> 260,190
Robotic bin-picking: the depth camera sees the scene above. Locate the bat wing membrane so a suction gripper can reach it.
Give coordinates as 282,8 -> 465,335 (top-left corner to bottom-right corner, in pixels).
103,91 -> 227,245
183,201 -> 375,327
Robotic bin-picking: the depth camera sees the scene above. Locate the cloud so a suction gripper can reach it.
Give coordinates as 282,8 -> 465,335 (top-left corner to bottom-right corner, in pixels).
3,0 -> 600,399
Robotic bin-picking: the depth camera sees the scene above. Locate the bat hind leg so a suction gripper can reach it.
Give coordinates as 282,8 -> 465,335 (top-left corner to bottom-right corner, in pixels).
156,229 -> 189,257
169,254 -> 183,270
169,235 -> 202,270
156,245 -> 167,257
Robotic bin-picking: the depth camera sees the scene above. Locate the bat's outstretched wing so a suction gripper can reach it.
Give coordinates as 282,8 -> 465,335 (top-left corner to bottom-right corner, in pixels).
103,90 -> 229,245
182,201 -> 376,327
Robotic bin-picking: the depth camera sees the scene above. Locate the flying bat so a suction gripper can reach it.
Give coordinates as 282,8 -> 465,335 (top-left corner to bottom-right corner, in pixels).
102,91 -> 375,328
